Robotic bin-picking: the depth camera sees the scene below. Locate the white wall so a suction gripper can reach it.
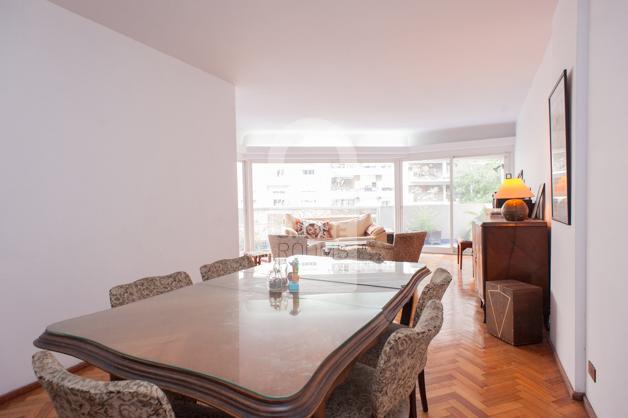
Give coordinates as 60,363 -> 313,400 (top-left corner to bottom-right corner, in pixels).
586,1 -> 628,416
0,0 -> 238,394
515,0 -> 587,393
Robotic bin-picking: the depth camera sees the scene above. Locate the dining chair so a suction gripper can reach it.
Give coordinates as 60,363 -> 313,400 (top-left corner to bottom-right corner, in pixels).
200,255 -> 256,281
109,271 -> 193,308
325,300 -> 444,418
366,231 -> 428,262
329,245 -> 385,263
32,351 -> 228,418
268,234 -> 325,258
357,268 -> 451,414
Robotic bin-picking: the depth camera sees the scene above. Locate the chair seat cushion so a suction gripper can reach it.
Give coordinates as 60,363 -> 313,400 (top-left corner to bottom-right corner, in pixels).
357,323 -> 403,369
325,363 -> 409,418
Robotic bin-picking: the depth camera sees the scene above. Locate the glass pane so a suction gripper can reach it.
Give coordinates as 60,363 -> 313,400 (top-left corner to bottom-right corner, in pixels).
402,159 -> 451,248
251,163 -> 395,251
237,161 -> 245,253
452,155 -> 504,242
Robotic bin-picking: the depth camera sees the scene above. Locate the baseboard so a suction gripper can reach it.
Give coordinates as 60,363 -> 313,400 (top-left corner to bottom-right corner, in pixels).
547,338 -> 584,401
0,362 -> 88,406
583,396 -> 598,418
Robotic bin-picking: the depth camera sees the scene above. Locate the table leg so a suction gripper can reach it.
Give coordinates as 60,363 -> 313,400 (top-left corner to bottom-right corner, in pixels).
400,293 -> 415,326
409,386 -> 417,418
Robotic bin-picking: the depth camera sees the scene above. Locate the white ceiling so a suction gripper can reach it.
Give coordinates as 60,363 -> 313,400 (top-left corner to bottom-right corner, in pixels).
50,0 -> 556,143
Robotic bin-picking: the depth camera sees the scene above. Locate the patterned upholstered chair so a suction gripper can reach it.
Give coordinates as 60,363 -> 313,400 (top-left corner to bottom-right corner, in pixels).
199,255 -> 256,281
366,231 -> 428,262
329,246 -> 385,263
109,271 -> 193,308
32,350 -> 232,418
268,235 -> 325,258
326,300 -> 444,418
357,268 -> 451,414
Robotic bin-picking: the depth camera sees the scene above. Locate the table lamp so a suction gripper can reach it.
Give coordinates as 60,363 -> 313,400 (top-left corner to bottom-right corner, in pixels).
494,174 -> 534,221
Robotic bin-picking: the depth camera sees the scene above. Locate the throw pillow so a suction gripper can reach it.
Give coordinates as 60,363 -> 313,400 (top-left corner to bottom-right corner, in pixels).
298,220 -> 331,240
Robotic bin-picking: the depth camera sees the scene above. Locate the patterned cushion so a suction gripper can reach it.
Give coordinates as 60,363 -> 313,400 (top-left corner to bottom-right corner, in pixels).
327,302 -> 442,418
357,322 -> 403,369
32,351 -> 176,418
371,300 -> 443,417
414,299 -> 444,372
199,255 -> 256,281
325,363 -> 409,418
109,271 -> 193,308
329,246 -> 385,263
358,269 -> 451,368
298,219 -> 331,239
413,267 -> 451,327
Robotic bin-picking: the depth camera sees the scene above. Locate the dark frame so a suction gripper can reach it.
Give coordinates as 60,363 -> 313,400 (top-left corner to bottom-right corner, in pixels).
548,69 -> 571,225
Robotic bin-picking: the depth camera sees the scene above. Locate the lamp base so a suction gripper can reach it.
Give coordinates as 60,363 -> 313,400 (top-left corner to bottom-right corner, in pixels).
501,199 -> 529,221
495,197 -> 533,211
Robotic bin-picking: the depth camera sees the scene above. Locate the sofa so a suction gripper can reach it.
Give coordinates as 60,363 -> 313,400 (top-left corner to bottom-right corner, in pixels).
282,213 -> 387,242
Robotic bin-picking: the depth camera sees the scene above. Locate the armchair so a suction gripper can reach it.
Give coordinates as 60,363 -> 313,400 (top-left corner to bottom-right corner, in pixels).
366,231 -> 427,262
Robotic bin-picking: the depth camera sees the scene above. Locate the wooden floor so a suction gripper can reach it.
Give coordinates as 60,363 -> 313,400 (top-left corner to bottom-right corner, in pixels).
0,254 -> 586,417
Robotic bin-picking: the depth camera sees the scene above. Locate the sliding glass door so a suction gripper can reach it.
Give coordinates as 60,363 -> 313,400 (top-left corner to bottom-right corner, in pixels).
401,155 -> 505,252
240,154 -> 507,253
402,159 -> 451,249
452,156 -> 504,244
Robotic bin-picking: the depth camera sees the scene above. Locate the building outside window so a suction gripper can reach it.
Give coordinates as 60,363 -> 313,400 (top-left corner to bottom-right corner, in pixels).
241,154 -> 506,252
251,162 -> 395,250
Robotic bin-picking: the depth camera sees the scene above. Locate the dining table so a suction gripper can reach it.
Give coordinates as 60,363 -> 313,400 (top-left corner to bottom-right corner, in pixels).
34,255 -> 430,417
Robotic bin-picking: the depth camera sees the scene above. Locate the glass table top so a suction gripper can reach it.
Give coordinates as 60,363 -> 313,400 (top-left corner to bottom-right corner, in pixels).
44,256 -> 428,399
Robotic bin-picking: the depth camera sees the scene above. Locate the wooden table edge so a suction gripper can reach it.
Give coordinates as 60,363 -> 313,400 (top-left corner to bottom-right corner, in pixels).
34,266 -> 431,417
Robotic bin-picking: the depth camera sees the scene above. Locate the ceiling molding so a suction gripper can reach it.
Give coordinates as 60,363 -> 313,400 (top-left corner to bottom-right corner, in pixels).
239,137 -> 515,162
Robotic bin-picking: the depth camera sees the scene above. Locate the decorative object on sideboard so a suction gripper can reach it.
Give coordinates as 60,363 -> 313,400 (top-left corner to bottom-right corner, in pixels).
549,69 -> 571,225
494,174 -> 535,221
501,199 -> 530,221
486,280 -> 543,346
530,183 -> 546,220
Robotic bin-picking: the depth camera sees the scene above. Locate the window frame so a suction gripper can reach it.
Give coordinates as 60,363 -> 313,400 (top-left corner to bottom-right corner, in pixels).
238,141 -> 514,254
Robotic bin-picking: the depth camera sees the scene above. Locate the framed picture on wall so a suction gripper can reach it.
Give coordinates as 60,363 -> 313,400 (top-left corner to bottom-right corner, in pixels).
548,69 -> 571,225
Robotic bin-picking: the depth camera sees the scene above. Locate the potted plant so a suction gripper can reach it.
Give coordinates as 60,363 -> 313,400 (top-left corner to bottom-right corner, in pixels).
409,207 -> 442,245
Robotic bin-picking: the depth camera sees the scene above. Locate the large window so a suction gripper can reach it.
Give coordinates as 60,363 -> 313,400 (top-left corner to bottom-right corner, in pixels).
251,163 -> 395,250
237,161 -> 245,253
402,155 -> 505,251
402,159 -> 451,248
239,152 -> 508,253
452,156 -> 504,241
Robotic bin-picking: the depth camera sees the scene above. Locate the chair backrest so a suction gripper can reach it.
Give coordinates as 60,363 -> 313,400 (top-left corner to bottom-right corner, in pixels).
268,235 -> 309,258
330,246 -> 384,263
109,271 -> 193,308
199,255 -> 256,281
32,351 -> 175,418
391,231 -> 427,262
413,267 -> 452,326
370,300 -> 444,417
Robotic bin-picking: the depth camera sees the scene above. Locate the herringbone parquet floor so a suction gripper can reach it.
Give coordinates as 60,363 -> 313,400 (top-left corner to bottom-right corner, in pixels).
0,254 -> 587,417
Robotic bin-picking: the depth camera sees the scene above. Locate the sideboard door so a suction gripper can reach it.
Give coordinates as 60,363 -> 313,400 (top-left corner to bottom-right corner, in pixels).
472,217 -> 549,327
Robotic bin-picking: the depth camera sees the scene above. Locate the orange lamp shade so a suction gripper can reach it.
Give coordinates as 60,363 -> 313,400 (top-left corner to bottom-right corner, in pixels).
495,178 -> 534,199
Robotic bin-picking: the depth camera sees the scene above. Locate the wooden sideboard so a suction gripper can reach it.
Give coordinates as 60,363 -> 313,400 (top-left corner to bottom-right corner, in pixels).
472,214 -> 550,327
